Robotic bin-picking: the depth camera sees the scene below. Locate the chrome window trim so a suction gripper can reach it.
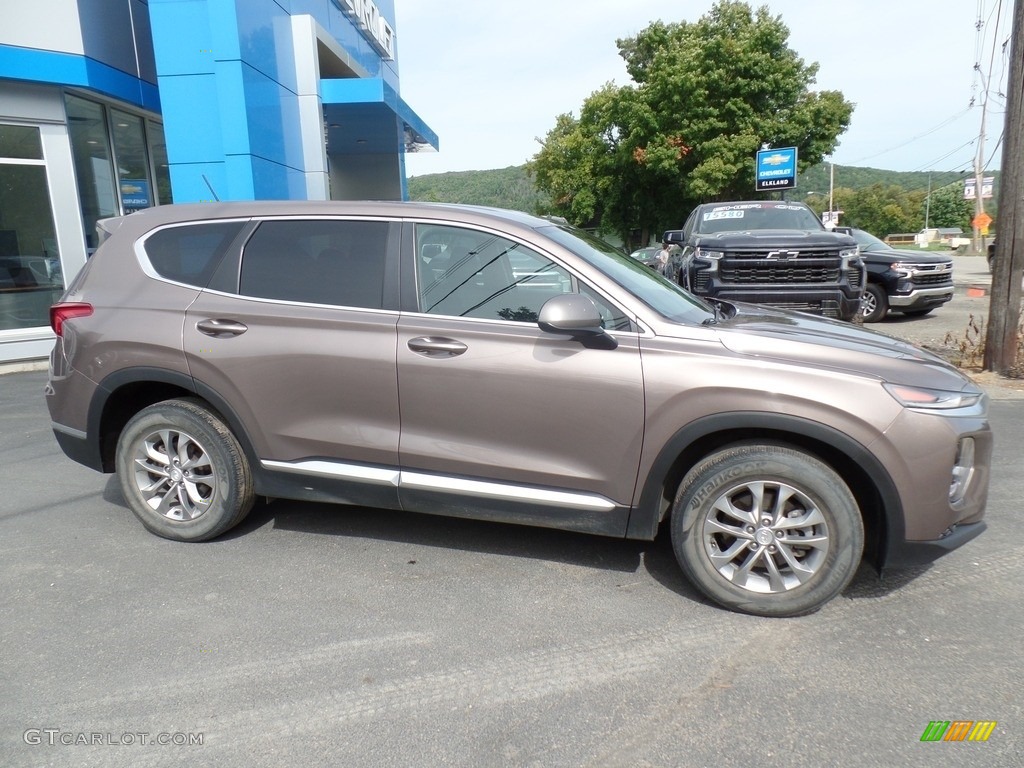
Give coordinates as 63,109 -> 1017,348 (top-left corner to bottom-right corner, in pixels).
134,217 -> 252,287
193,286 -> 403,315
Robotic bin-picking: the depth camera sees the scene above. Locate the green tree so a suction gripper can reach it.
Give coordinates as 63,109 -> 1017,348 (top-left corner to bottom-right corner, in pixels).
926,184 -> 973,231
530,1 -> 854,245
821,184 -> 926,237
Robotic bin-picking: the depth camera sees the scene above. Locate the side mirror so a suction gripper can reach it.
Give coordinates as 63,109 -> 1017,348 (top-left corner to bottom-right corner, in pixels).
538,294 -> 617,349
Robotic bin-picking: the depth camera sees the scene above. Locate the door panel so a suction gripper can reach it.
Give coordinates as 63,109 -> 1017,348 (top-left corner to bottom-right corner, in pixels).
398,222 -> 644,510
185,296 -> 400,466
397,316 -> 643,506
182,217 -> 401,473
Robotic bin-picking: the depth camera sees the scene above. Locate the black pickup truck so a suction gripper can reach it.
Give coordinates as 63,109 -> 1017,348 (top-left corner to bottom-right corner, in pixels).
837,227 -> 954,323
664,201 -> 864,321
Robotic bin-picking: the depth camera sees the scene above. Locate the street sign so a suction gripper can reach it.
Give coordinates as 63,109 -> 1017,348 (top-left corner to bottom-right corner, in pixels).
963,177 -> 995,200
973,212 -> 992,231
755,147 -> 797,191
821,209 -> 844,227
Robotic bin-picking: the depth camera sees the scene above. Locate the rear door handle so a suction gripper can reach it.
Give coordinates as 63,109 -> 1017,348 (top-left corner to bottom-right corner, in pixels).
407,336 -> 468,357
196,319 -> 248,338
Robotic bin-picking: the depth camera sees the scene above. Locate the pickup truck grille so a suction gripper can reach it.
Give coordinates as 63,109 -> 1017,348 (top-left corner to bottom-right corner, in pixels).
720,254 -> 841,284
913,271 -> 954,286
902,263 -> 954,287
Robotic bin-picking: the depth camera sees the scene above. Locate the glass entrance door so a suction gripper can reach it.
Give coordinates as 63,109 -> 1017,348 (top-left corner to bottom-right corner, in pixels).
0,125 -> 64,332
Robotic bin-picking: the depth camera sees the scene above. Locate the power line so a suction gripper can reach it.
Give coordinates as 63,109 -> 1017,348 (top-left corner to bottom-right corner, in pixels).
843,108 -> 973,165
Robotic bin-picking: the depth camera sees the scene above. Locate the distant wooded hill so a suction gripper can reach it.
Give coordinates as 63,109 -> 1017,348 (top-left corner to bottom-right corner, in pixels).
407,164 -> 976,214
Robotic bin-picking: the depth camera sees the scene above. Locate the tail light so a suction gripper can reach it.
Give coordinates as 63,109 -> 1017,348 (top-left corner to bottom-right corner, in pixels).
50,302 -> 93,337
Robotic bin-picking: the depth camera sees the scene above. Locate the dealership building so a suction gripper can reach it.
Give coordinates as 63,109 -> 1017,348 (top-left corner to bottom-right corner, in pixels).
0,0 -> 436,363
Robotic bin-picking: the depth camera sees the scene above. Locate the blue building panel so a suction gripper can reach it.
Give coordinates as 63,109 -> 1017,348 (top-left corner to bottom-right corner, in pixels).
147,0 -> 221,77
235,0 -> 298,94
157,73 -> 224,163
248,154 -> 309,200
239,64 -> 305,171
167,161 -> 229,203
0,44 -> 160,112
149,0 -> 434,202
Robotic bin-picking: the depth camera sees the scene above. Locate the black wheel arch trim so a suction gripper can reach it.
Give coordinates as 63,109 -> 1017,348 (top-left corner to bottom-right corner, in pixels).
88,367 -> 262,478
626,411 -> 905,568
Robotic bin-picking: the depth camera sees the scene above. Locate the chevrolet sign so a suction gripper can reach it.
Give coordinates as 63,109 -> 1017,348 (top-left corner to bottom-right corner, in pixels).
755,147 -> 797,192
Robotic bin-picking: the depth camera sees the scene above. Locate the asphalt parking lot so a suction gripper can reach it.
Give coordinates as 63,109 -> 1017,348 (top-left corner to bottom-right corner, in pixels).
2,275 -> 1023,767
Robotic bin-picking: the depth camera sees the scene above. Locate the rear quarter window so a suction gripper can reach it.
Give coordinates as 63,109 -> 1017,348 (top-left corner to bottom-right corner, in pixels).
142,221 -> 244,287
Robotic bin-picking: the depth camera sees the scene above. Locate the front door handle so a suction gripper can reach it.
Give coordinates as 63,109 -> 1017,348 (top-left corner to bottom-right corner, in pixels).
407,336 -> 468,357
196,319 -> 248,338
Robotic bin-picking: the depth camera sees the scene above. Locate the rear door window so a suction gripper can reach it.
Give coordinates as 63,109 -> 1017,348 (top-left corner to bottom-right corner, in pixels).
239,219 -> 389,309
143,221 -> 244,287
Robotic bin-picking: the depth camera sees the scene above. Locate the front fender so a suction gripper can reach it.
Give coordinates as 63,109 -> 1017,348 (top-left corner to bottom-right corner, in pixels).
625,411 -> 904,564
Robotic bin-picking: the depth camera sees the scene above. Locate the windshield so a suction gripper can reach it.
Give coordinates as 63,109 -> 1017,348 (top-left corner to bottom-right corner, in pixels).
850,229 -> 891,250
540,225 -> 713,324
694,203 -> 824,233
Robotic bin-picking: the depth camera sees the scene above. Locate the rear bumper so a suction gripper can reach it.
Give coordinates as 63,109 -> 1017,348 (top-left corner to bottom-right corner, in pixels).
51,421 -> 104,472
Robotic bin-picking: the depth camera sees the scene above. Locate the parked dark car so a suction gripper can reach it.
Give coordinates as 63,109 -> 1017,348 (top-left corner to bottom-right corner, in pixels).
664,201 -> 864,321
627,246 -> 662,270
839,228 -> 954,323
46,201 -> 990,617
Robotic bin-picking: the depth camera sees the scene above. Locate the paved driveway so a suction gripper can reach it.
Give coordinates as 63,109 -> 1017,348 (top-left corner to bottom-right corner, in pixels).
2,285 -> 1022,765
2,274 -> 1024,765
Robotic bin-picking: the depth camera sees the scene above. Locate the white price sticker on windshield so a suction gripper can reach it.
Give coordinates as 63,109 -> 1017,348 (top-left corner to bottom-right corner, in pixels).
704,210 -> 745,221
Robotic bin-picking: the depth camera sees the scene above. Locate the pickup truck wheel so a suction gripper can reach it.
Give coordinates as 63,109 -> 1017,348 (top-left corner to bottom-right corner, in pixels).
116,398 -> 255,541
670,444 -> 864,617
860,283 -> 887,323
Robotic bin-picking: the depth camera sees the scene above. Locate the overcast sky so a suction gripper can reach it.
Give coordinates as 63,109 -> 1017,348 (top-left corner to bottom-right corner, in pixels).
394,0 -> 1013,179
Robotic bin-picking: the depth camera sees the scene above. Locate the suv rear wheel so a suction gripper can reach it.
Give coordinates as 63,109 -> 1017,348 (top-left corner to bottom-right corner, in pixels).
116,399 -> 255,541
670,444 -> 863,617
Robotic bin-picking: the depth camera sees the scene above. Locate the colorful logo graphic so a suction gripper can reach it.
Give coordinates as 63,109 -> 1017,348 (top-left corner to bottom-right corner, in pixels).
920,721 -> 997,742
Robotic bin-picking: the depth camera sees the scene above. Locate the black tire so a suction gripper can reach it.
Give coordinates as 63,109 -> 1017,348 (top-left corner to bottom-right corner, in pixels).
116,398 -> 254,541
670,444 -> 864,617
859,283 -> 887,323
900,308 -> 932,318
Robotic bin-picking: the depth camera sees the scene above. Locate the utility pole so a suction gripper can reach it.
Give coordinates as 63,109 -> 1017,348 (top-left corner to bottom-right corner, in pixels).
984,0 -> 1024,372
828,162 -> 834,224
924,173 -> 932,229
973,2 -> 1003,253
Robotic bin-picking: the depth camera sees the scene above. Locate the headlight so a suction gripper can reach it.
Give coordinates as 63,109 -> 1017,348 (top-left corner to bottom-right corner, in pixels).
883,382 -> 983,410
839,247 -> 859,270
888,262 -> 913,275
694,247 -> 725,260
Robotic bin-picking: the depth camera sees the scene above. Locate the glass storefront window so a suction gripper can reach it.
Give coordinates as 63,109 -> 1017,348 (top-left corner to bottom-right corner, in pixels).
0,129 -> 63,331
148,120 -> 172,205
0,125 -> 43,160
66,95 -> 169,250
66,95 -> 117,253
111,109 -> 153,214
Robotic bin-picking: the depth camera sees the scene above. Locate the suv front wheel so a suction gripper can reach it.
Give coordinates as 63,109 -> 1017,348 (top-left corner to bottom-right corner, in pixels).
116,398 -> 255,541
671,444 -> 864,617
